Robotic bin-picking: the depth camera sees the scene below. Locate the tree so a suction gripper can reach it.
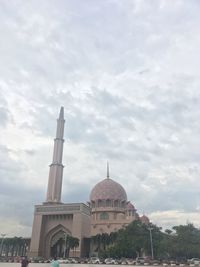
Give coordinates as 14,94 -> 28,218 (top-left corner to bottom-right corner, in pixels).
63,234 -> 79,258
103,221 -> 150,258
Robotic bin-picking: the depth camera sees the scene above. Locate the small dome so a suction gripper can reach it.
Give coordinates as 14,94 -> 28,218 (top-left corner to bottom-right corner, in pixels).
126,202 -> 135,210
90,178 -> 127,202
140,215 -> 150,225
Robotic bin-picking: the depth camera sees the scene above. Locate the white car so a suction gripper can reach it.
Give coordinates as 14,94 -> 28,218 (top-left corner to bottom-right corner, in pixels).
105,258 -> 116,264
136,257 -> 145,264
188,258 -> 200,265
90,257 -> 101,264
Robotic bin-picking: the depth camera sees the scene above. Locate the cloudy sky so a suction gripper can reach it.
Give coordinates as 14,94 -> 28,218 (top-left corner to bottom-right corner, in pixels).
1,0 -> 200,237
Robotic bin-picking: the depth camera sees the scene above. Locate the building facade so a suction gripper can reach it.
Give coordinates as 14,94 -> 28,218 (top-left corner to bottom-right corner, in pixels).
29,107 -> 149,259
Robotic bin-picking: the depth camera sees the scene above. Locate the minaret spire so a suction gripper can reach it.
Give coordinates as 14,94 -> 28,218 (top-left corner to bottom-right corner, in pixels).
107,161 -> 110,179
46,107 -> 65,203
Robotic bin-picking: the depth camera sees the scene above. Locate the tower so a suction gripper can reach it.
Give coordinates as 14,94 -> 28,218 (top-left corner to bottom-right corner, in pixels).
29,107 -> 91,259
46,106 -> 65,203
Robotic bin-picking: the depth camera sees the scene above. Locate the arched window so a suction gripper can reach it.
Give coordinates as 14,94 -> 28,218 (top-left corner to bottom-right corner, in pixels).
121,201 -> 125,208
114,200 -> 119,207
106,199 -> 111,207
100,212 -> 109,220
98,200 -> 103,207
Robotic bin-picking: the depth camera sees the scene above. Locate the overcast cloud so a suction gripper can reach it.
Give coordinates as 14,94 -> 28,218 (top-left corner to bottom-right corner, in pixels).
0,0 -> 200,237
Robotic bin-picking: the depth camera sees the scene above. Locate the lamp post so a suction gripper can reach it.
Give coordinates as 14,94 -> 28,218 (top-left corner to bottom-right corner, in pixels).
148,227 -> 154,260
0,234 -> 6,257
64,233 -> 67,258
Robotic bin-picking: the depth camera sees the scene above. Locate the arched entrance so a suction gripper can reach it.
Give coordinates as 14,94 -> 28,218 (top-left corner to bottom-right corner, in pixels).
45,224 -> 71,259
50,230 -> 66,258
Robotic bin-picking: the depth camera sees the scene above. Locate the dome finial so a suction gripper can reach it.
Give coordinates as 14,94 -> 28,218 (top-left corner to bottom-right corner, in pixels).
107,161 -> 110,179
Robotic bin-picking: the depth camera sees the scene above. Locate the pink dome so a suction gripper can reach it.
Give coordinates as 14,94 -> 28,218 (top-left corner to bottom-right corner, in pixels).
140,215 -> 150,224
90,178 -> 127,201
126,202 -> 135,210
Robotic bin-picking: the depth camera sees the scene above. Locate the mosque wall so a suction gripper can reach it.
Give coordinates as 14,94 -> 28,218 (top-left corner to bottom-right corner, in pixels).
91,213 -> 137,236
29,203 -> 91,259
29,213 -> 43,258
29,108 -> 149,260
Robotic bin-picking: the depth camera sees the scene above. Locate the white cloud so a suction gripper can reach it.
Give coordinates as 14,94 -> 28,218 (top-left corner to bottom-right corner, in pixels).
150,210 -> 200,230
0,0 -> 200,236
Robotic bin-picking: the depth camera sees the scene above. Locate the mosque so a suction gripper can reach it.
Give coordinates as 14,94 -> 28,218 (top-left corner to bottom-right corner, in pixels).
29,107 -> 149,259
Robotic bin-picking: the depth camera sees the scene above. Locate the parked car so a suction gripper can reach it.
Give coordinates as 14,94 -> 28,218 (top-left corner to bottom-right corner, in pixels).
31,256 -> 45,263
89,257 -> 101,264
188,258 -> 200,265
68,258 -> 79,263
105,258 -> 116,264
136,257 -> 145,264
127,259 -> 136,265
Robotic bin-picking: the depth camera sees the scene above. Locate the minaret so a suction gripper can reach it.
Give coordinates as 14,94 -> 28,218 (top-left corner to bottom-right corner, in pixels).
45,107 -> 65,203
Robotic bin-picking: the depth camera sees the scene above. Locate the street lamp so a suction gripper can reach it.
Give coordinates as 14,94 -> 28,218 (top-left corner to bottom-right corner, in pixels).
148,227 -> 154,260
64,233 -> 67,258
0,234 -> 6,257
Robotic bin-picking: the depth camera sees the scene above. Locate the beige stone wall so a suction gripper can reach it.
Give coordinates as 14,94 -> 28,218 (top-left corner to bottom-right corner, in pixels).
29,201 -> 137,259
29,203 -> 91,259
90,207 -> 136,236
28,213 -> 43,258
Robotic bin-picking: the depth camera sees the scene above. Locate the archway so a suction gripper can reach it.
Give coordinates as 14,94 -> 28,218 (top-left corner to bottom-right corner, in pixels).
45,224 -> 71,259
50,230 -> 66,258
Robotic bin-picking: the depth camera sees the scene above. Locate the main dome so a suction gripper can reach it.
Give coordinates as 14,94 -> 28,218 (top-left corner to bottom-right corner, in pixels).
90,178 -> 127,201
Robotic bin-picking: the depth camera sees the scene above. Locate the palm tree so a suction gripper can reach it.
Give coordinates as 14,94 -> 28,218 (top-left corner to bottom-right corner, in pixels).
101,233 -> 110,250
63,234 -> 79,258
71,237 -> 79,257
